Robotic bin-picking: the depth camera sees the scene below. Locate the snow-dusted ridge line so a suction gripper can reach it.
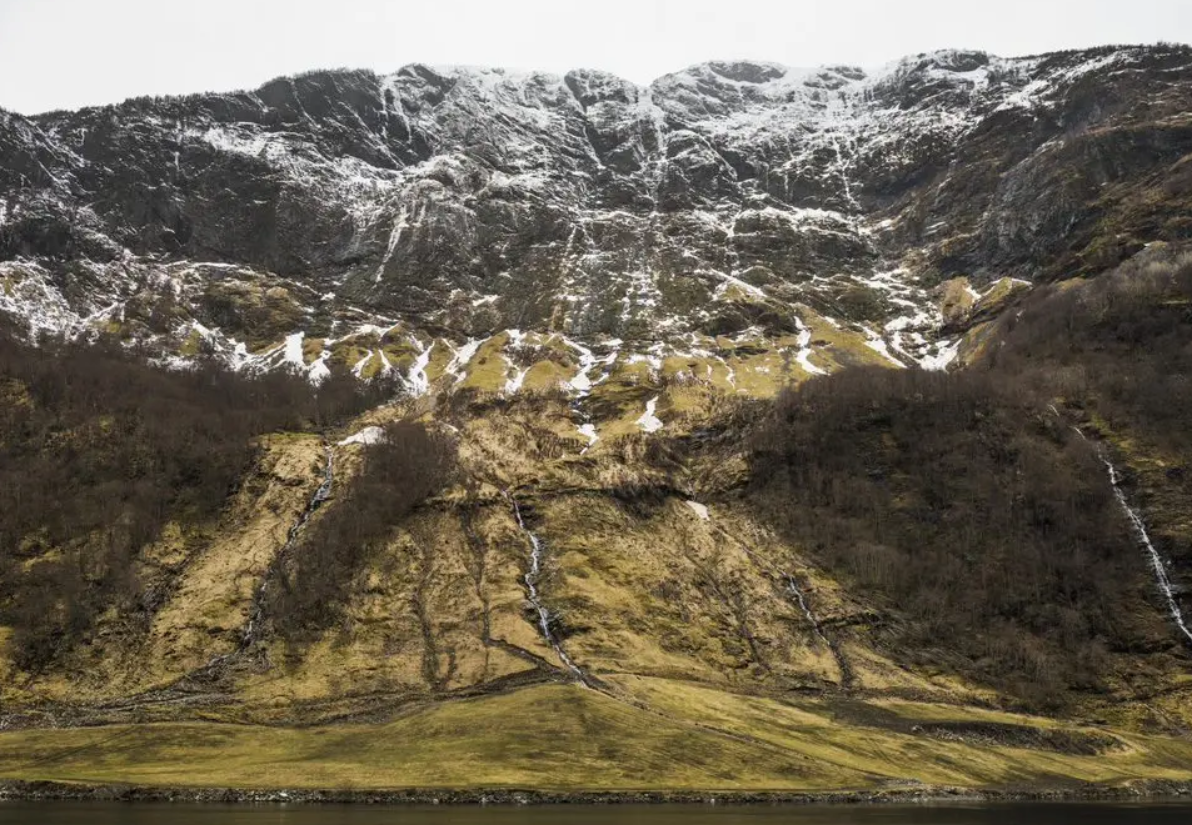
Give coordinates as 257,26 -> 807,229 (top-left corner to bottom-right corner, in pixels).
13,40 -> 1121,370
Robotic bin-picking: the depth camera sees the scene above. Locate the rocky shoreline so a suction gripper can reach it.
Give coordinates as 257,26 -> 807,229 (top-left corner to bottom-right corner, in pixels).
2,780 -> 1191,806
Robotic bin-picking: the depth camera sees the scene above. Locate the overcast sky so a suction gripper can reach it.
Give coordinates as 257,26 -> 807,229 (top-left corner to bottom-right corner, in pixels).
2,0 -> 1190,114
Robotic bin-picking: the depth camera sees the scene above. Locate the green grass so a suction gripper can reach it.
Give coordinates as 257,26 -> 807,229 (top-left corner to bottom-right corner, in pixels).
2,681 -> 1191,792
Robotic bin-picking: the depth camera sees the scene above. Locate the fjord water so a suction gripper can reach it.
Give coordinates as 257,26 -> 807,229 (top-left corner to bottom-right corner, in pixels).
3,803 -> 1192,824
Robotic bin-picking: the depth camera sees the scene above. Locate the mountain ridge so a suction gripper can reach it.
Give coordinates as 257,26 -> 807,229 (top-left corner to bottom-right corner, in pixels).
4,42 -> 1192,392
3,42 -> 1192,795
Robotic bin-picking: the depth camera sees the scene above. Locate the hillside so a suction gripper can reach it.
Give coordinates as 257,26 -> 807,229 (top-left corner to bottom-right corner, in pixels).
1,45 -> 1192,796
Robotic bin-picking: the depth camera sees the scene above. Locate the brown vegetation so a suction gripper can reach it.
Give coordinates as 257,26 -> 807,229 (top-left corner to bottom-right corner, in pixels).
750,368 -> 1143,706
747,246 -> 1192,708
267,421 -> 457,644
0,326 -> 395,670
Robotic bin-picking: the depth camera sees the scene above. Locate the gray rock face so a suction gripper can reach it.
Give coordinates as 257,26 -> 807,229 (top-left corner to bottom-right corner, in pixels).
2,44 -> 1192,362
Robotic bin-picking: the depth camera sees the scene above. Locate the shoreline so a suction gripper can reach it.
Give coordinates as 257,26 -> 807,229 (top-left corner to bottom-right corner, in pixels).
2,780 -> 1191,806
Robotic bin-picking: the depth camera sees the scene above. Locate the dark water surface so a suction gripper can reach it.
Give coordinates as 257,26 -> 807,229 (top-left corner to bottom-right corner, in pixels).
2,802 -> 1192,824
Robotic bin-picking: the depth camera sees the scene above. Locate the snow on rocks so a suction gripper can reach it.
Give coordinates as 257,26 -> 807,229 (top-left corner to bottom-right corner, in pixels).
564,337 -> 618,396
378,350 -> 395,375
636,396 -> 664,433
795,320 -> 826,376
351,350 -> 375,378
403,338 -> 434,396
577,423 -> 599,447
712,270 -> 767,300
686,501 -> 711,520
504,361 -> 531,394
445,337 -> 484,385
374,204 -> 411,284
863,328 -> 907,369
715,355 -> 738,389
283,332 -> 306,369
307,348 -> 332,385
338,426 -> 386,447
0,261 -> 126,338
920,339 -> 962,371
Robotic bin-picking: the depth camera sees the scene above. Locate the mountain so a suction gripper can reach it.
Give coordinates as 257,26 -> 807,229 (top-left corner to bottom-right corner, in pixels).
2,44 -> 1192,797
4,45 -> 1192,376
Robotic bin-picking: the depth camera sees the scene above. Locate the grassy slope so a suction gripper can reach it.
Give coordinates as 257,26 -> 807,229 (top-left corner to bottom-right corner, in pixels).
2,680 -> 1191,791
6,268 -> 1192,794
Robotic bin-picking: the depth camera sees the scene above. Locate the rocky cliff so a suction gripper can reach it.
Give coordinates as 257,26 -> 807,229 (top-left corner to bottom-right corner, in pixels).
3,44 -> 1192,381
3,44 -> 1192,795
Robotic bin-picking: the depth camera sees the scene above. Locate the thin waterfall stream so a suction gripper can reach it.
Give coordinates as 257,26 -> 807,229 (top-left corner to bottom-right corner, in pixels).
507,493 -> 589,685
785,575 -> 830,646
1101,455 -> 1192,646
180,443 -> 336,683
1069,423 -> 1192,647
784,573 -> 855,689
241,444 -> 335,648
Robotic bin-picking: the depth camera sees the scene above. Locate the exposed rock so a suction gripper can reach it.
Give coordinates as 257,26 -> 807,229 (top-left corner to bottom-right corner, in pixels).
2,44 -> 1191,375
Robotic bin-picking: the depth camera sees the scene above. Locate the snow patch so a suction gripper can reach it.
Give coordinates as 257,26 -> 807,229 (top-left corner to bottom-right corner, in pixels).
283,333 -> 306,369
795,321 -> 826,376
445,338 -> 484,385
577,423 -> 599,447
636,396 -> 664,433
863,329 -> 907,368
339,426 -> 386,447
403,338 -> 434,396
307,348 -> 332,385
686,501 -> 711,520
920,339 -> 961,371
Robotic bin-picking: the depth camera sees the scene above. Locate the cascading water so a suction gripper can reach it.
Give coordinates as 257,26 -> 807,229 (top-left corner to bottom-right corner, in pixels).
1069,423 -> 1192,647
507,493 -> 588,684
1102,456 -> 1192,646
785,576 -> 830,646
785,573 -> 854,688
708,517 -> 853,689
241,445 -> 335,647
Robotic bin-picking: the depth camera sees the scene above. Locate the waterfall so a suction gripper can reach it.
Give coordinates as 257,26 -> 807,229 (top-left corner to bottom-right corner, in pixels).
1101,456 -> 1192,646
241,445 -> 334,647
507,494 -> 588,684
1070,421 -> 1192,646
784,573 -> 854,688
785,576 -> 830,646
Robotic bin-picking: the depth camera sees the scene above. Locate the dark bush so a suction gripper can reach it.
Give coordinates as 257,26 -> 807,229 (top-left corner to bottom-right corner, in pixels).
749,368 -> 1143,706
0,325 -> 395,670
268,421 -> 456,643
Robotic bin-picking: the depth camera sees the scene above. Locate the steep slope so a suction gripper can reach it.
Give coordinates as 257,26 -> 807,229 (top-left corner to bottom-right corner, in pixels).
3,45 -> 1192,382
3,45 -> 1192,795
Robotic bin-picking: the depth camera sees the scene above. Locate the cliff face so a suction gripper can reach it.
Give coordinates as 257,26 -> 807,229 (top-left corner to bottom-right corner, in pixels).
3,44 -> 1192,374
3,45 -> 1192,794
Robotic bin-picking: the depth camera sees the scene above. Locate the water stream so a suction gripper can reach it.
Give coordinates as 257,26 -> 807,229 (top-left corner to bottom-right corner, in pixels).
1101,456 -> 1192,646
1069,424 -> 1192,647
507,494 -> 589,684
785,576 -> 830,646
241,445 -> 335,647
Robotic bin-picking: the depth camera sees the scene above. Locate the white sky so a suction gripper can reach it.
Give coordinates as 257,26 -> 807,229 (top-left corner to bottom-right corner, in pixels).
1,0 -> 1190,114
